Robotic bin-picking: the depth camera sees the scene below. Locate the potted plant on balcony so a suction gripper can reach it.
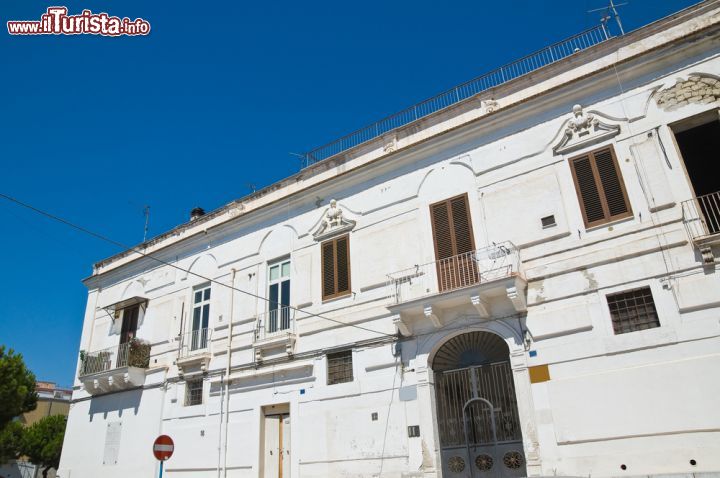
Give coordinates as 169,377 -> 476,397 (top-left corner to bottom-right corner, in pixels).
78,350 -> 86,374
127,338 -> 151,368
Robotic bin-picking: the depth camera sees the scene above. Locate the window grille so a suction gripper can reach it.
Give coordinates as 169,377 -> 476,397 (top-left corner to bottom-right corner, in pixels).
327,350 -> 353,385
185,379 -> 203,406
606,287 -> 660,334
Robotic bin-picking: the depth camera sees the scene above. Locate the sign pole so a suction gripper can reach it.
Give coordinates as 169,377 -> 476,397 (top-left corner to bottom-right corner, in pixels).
153,434 -> 173,478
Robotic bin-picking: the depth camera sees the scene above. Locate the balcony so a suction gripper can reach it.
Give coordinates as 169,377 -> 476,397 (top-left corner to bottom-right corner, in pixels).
682,191 -> 720,264
176,328 -> 212,376
79,340 -> 150,395
253,307 -> 296,362
386,242 -> 527,335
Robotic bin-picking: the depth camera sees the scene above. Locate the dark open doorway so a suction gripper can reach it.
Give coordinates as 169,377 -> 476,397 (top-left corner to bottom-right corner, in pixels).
673,111 -> 720,238
673,113 -> 720,198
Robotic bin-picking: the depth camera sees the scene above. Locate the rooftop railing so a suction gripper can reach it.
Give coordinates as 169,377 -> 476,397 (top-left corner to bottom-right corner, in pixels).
387,242 -> 521,305
302,25 -> 610,168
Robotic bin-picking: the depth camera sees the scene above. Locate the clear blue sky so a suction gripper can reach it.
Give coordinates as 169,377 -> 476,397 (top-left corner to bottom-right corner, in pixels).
0,0 -> 698,386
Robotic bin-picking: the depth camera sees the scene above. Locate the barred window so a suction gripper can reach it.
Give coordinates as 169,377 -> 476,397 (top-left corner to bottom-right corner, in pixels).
327,350 -> 353,385
185,379 -> 203,406
606,287 -> 660,334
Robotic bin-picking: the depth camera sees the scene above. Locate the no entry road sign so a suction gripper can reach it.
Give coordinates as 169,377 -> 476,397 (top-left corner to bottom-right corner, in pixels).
153,435 -> 174,461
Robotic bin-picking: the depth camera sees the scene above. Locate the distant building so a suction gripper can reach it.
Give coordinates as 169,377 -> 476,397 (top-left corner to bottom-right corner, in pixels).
1,382 -> 71,478
59,2 -> 720,477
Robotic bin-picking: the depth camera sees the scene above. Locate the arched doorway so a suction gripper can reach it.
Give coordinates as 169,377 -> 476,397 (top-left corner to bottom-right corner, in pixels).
433,331 -> 526,477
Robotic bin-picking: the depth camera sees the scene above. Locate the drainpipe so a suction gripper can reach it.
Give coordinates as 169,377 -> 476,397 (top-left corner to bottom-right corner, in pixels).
157,376 -> 168,478
222,269 -> 237,477
217,373 -> 224,478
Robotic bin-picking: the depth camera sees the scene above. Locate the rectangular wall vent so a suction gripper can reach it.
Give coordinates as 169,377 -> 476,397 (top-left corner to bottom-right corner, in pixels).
541,215 -> 557,228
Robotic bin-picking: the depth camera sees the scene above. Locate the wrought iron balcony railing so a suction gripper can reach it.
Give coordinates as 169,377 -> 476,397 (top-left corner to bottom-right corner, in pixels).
682,191 -> 720,243
387,242 -> 521,305
254,307 -> 296,343
178,328 -> 212,358
79,340 -> 151,377
301,25 -> 609,168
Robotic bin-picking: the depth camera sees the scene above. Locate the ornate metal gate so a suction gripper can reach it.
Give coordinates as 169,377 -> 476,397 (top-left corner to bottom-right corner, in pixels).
434,334 -> 526,477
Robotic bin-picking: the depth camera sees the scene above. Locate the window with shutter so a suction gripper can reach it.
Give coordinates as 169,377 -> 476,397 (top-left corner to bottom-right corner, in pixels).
570,146 -> 632,228
430,194 -> 478,292
321,235 -> 351,301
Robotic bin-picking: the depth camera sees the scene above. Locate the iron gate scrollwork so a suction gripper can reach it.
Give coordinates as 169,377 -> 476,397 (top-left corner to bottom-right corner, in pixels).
435,361 -> 526,477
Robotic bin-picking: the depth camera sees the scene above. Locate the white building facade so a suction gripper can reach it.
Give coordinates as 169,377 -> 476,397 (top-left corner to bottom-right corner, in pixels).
59,3 -> 720,477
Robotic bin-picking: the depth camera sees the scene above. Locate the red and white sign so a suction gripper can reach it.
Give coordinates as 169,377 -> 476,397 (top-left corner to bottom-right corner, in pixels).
153,435 -> 174,461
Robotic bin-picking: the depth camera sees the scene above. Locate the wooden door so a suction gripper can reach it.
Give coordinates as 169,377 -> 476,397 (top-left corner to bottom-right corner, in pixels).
119,304 -> 139,344
281,414 -> 290,478
263,414 -> 290,478
118,305 -> 139,367
430,194 -> 478,292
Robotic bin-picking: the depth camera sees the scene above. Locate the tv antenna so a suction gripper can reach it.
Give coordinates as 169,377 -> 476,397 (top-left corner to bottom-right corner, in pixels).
289,152 -> 308,167
143,205 -> 150,242
589,0 -> 627,36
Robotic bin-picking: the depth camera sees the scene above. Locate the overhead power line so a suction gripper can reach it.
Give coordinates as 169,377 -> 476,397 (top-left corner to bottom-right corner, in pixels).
0,192 -> 396,339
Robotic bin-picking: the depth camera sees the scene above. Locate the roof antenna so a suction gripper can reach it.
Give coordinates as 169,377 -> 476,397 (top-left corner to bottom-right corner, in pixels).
143,205 -> 150,242
289,152 -> 307,168
589,0 -> 627,36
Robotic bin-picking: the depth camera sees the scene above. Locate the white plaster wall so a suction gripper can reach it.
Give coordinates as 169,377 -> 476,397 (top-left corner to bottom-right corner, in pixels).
59,386 -> 164,478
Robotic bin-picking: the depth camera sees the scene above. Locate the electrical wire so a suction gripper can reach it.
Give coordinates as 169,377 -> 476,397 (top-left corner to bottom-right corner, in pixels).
609,54 -> 682,308
0,192 -> 396,339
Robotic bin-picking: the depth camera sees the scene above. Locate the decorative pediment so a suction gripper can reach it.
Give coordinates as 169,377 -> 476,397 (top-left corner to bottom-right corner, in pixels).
655,73 -> 720,111
312,199 -> 356,241
553,104 -> 621,155
479,98 -> 499,115
383,133 -> 398,153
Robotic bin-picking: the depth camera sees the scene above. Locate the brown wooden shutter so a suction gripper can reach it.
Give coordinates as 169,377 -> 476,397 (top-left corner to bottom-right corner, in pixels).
321,235 -> 351,301
335,236 -> 350,296
322,241 -> 336,299
431,202 -> 454,260
594,148 -> 629,217
572,155 -> 606,225
570,146 -> 632,228
449,195 -> 474,255
430,194 -> 477,292
430,194 -> 476,259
